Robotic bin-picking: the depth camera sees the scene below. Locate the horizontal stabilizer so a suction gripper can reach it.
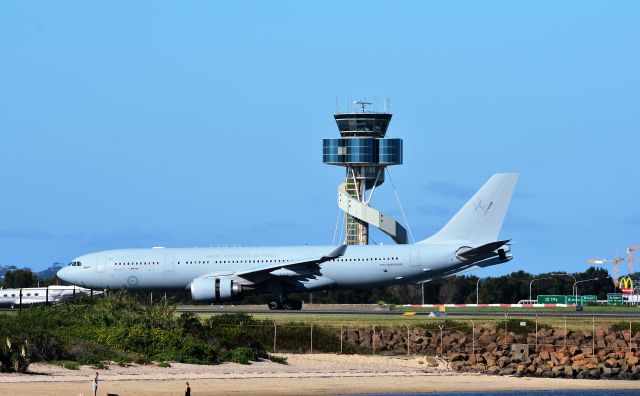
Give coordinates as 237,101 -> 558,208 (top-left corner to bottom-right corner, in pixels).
457,239 -> 510,261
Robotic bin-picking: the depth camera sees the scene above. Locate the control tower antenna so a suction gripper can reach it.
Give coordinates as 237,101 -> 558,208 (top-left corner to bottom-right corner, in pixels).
354,100 -> 372,113
323,98 -> 408,245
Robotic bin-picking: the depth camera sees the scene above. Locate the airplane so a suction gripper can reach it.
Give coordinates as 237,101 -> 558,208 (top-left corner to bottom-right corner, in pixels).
57,173 -> 518,310
0,285 -> 97,308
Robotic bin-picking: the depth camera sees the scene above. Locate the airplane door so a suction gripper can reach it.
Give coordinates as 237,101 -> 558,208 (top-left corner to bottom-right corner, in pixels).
97,257 -> 107,273
410,249 -> 421,269
164,255 -> 175,273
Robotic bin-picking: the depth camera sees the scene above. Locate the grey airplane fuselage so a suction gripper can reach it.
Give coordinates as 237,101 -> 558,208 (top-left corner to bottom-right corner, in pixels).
59,244 -> 456,293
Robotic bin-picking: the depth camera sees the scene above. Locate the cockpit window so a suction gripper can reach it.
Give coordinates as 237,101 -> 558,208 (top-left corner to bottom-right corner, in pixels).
68,261 -> 82,267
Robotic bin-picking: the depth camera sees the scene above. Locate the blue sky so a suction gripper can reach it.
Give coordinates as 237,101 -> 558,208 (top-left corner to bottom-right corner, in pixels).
1,1 -> 638,278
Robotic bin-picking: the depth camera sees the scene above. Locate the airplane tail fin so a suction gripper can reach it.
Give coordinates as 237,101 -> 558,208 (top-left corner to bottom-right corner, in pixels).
418,173 -> 518,245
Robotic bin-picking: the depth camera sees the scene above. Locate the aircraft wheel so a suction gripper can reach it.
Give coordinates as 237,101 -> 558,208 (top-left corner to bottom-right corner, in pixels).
268,300 -> 282,310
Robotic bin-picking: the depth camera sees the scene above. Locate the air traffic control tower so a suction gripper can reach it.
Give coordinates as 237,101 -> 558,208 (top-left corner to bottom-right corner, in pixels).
323,101 -> 408,245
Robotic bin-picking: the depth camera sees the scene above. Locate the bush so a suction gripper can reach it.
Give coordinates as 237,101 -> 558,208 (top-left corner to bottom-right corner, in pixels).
268,355 -> 287,364
0,293 -> 274,367
229,347 -> 256,364
63,361 -> 79,370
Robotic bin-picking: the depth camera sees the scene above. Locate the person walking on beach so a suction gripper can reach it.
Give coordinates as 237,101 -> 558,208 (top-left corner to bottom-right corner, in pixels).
92,372 -> 99,396
185,381 -> 191,396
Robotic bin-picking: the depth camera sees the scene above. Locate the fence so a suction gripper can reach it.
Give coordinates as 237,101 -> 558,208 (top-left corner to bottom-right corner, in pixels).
213,317 -> 640,358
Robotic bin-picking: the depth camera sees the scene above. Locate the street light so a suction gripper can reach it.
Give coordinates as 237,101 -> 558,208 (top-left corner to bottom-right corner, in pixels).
476,278 -> 483,305
573,277 -> 600,301
529,277 -> 552,302
551,272 -> 577,300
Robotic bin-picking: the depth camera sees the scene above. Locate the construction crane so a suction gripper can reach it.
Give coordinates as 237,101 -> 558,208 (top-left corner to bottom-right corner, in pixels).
588,256 -> 625,287
627,245 -> 640,275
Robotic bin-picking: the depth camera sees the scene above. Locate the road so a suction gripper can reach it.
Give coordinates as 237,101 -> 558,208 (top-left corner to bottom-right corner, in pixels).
176,306 -> 640,318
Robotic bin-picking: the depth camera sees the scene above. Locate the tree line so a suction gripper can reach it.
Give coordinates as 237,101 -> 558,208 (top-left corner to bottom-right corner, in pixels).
1,266 -> 621,305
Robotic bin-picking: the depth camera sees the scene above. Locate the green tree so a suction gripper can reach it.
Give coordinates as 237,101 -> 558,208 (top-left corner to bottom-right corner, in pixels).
2,269 -> 38,288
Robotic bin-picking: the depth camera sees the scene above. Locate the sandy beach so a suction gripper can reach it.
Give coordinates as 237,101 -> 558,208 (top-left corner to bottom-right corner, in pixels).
1,354 -> 639,395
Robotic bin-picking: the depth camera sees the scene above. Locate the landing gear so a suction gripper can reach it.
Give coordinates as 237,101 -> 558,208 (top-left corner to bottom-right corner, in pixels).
282,299 -> 302,310
267,298 -> 302,310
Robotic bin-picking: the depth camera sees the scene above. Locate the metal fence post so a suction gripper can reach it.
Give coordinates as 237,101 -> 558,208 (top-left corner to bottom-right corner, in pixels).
630,320 -> 633,354
472,321 -> 475,355
406,325 -> 410,356
564,316 -> 567,348
372,325 -> 376,355
535,316 -> 538,351
273,323 -> 277,352
340,325 -> 344,354
439,325 -> 444,356
592,316 -> 595,355
504,314 -> 508,347
310,324 -> 314,354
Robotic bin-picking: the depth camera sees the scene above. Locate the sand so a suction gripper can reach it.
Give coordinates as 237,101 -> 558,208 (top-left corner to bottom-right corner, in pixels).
1,354 -> 639,395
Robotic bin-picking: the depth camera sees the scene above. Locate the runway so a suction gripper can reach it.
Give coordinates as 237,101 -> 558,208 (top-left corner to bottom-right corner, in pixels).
176,306 -> 640,318
4,305 -> 640,318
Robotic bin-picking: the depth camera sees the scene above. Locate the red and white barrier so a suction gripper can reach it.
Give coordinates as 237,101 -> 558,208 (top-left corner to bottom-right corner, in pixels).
402,303 -> 572,308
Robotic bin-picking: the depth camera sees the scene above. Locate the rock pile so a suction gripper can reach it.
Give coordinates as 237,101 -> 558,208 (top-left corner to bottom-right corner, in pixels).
343,326 -> 640,379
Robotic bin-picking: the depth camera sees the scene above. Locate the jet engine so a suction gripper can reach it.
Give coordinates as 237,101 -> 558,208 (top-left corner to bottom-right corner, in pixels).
190,277 -> 246,302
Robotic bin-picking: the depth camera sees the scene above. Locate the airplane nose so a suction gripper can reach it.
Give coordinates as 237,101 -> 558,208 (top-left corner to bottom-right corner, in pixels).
56,267 -> 70,282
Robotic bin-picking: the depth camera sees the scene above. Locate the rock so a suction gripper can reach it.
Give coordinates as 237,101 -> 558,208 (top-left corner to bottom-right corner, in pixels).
541,370 -> 554,378
540,350 -> 550,360
605,358 -> 618,368
450,361 -> 464,371
572,353 -> 585,361
602,367 -> 613,377
516,364 -> 526,374
500,367 -> 516,376
627,355 -> 639,365
425,357 -> 438,367
487,365 -> 500,375
589,368 -> 601,379
564,366 -> 574,378
497,356 -> 510,368
576,370 -> 587,379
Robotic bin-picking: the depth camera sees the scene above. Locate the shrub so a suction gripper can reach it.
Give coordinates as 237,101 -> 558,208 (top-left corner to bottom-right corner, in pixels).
229,347 -> 256,364
63,361 -> 79,370
268,355 -> 287,364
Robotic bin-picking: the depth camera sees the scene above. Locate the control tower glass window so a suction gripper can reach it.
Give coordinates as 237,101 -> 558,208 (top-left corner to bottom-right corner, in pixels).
379,139 -> 403,164
345,138 -> 377,163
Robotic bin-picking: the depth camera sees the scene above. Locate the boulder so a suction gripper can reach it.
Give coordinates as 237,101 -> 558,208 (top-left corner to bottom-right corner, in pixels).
425,357 -> 439,367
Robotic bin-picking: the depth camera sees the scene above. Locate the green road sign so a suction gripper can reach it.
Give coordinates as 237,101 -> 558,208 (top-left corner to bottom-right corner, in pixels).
537,295 -> 567,304
567,295 -> 580,305
608,293 -> 624,305
565,295 -> 598,305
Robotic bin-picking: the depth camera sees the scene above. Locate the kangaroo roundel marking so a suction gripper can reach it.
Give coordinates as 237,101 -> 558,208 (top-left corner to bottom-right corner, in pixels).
127,276 -> 139,286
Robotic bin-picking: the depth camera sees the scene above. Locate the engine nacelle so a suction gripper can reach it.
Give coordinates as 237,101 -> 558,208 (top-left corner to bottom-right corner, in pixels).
190,277 -> 244,302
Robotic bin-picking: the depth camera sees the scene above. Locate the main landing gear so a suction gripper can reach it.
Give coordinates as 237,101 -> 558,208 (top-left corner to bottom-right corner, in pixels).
267,298 -> 302,310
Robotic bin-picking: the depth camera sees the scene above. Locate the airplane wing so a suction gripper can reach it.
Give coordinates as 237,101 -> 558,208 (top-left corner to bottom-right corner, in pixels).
195,245 -> 348,284
235,244 -> 347,283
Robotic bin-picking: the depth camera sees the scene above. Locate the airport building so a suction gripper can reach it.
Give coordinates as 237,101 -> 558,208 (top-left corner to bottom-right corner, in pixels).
323,101 -> 407,245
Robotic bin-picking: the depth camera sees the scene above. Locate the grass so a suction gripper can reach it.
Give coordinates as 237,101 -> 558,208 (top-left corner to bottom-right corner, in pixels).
393,305 -> 640,313
187,310 -> 640,333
